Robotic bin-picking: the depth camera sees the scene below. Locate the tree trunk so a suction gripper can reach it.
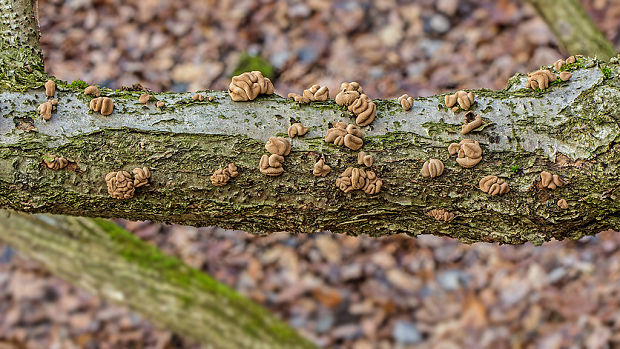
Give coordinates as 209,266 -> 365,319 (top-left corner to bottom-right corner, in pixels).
0,210 -> 317,349
526,0 -> 617,60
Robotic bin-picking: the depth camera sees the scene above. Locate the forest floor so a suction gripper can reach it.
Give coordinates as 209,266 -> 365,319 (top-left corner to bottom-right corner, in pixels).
1,0 -> 620,348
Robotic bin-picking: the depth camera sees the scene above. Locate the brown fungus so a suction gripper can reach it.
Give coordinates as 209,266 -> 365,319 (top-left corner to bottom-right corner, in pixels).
288,123 -> 308,138
461,112 -> 484,135
132,167 -> 151,188
287,93 -> 310,103
336,167 -> 383,195
398,94 -> 414,111
448,139 -> 482,168
289,85 -> 329,103
357,151 -> 374,167
156,101 -> 165,108
445,90 -> 474,112
421,159 -> 444,178
265,137 -> 291,156
313,158 -> 331,177
343,124 -> 364,150
325,122 -> 348,146
560,71 -> 572,81
228,71 -> 274,101
45,80 -> 56,97
89,97 -> 114,116
558,199 -> 569,209
426,208 -> 455,222
526,70 -> 556,90
37,100 -> 57,121
84,85 -> 100,97
479,175 -> 510,196
335,82 -> 363,106
192,93 -> 204,101
211,163 -> 239,186
259,154 -> 284,176
43,154 -> 68,170
553,59 -> 565,71
348,93 -> 376,127
540,171 -> 564,190
105,171 -> 135,200
139,94 -> 153,104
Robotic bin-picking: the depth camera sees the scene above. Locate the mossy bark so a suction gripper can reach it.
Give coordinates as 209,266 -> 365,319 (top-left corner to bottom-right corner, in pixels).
526,0 -> 617,60
0,211 -> 317,349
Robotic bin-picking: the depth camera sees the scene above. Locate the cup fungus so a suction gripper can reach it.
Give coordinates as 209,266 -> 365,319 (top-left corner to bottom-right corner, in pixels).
461,111 -> 484,135
288,123 -> 308,138
448,139 -> 482,168
336,167 -> 383,194
325,123 -> 363,151
325,122 -> 347,146
313,158 -> 331,177
265,137 -> 291,156
89,97 -> 114,116
426,208 -> 455,222
526,70 -> 556,90
357,151 -> 374,167
259,154 -> 284,176
421,159 -> 444,178
289,85 -> 329,103
43,154 -> 68,170
540,171 -> 564,190
398,94 -> 414,111
228,71 -> 274,101
211,163 -> 239,186
335,82 -> 363,107
105,171 -> 135,200
139,94 -> 153,104
38,99 -> 57,121
558,199 -> 568,209
132,167 -> 151,187
84,85 -> 101,97
479,175 -> 510,196
45,80 -> 56,97
348,93 -> 376,127
156,101 -> 165,108
559,71 -> 572,81
445,90 -> 474,112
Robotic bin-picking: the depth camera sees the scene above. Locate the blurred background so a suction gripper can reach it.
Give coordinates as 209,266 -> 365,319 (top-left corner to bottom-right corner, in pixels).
1,0 -> 620,348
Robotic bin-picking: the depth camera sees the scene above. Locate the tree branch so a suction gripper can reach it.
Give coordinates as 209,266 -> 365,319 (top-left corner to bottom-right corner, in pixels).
1,58 -> 619,244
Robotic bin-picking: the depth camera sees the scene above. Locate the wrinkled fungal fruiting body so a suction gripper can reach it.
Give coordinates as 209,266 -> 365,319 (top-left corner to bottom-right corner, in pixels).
357,151 -> 374,167
526,70 -> 556,90
426,208 -> 455,222
43,154 -> 68,170
445,91 -> 474,112
335,82 -> 363,107
461,112 -> 484,135
421,159 -> 444,178
540,171 -> 564,190
348,94 -> 376,127
325,122 -> 363,150
260,138 -> 290,176
133,167 -> 151,187
398,94 -> 414,111
313,158 -> 331,177
448,139 -> 482,168
265,137 -> 291,156
156,101 -> 165,108
558,199 -> 568,209
559,71 -> 572,81
84,85 -> 101,97
89,97 -> 114,116
289,85 -> 329,103
139,94 -> 153,104
211,163 -> 239,186
228,71 -> 274,101
192,94 -> 204,101
336,167 -> 383,195
105,171 -> 135,200
38,99 -> 57,121
479,175 -> 510,196
45,80 -> 56,97
288,123 -> 308,138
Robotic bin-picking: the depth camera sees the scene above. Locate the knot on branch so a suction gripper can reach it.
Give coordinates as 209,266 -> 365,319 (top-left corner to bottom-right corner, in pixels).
445,90 -> 474,112
132,167 -> 151,188
426,208 -> 455,222
325,123 -> 363,150
479,175 -> 510,196
357,151 -> 374,167
526,70 -> 556,90
228,71 -> 274,101
288,123 -> 308,138
421,159 -> 444,178
336,167 -> 383,195
313,158 -> 331,177
540,171 -> 565,190
89,97 -> 114,116
105,171 -> 135,200
84,85 -> 101,97
45,80 -> 56,97
461,111 -> 484,135
398,94 -> 414,111
139,94 -> 153,104
211,163 -> 239,186
448,139 -> 482,168
43,154 -> 68,170
37,99 -> 57,121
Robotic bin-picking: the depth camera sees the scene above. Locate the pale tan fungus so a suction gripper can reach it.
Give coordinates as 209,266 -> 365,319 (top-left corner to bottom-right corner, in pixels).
210,163 -> 239,186
526,70 -> 556,90
449,139 -> 482,168
265,137 -> 291,156
37,100 -> 56,120
192,94 -> 204,101
336,167 -> 382,194
461,112 -> 484,135
560,71 -> 572,81
139,94 -> 153,104
43,154 -> 68,170
445,91 -> 474,112
45,80 -> 56,97
288,123 -> 308,138
421,159 -> 444,178
303,85 -> 329,101
132,167 -> 151,187
426,208 -> 455,222
287,93 -> 310,103
89,97 -> 114,116
335,82 -> 363,107
357,151 -> 374,167
313,158 -> 331,177
259,154 -> 284,176
554,59 -> 565,71
225,163 -> 239,178
156,101 -> 165,108
228,71 -> 274,101
105,171 -> 135,200
343,124 -> 364,150
558,199 -> 569,209
84,85 -> 100,97
540,171 -> 564,190
566,55 -> 576,64
398,94 -> 414,111
479,175 -> 510,196
348,93 -> 376,126
325,122 -> 348,146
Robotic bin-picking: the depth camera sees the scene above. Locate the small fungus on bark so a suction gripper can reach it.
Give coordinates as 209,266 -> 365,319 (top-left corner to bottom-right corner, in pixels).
540,171 -> 564,190
84,85 -> 100,97
45,80 -> 56,97
445,90 -> 474,112
357,151 -> 374,167
211,163 -> 239,186
105,171 -> 135,200
526,70 -> 556,90
479,175 -> 510,196
461,112 -> 484,135
133,167 -> 151,187
313,158 -> 331,177
558,199 -> 569,209
43,154 -> 68,170
139,94 -> 153,104
228,71 -> 274,101
336,167 -> 383,195
89,97 -> 114,116
421,159 -> 444,178
37,99 -> 57,120
448,139 -> 482,168
288,123 -> 308,138
288,85 -> 329,103
426,208 -> 455,222
398,94 -> 414,111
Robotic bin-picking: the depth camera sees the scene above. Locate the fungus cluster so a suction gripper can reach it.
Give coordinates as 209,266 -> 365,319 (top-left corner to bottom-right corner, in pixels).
461,111 -> 484,135
89,97 -> 114,116
43,154 -> 68,170
313,158 -> 331,177
84,85 -> 100,97
211,163 -> 239,186
357,151 -> 374,167
325,122 -> 363,151
426,208 -> 455,222
288,84 -> 329,103
38,99 -> 58,120
259,137 -> 291,176
335,82 -> 376,126
336,167 -> 383,194
228,71 -> 274,101
554,55 -> 576,70
192,93 -> 213,102
139,93 -> 153,104
398,94 -> 414,111
540,171 -> 564,190
479,175 -> 510,196
133,167 -> 151,188
105,167 -> 151,200
45,80 -> 56,97
288,123 -> 308,138
421,159 -> 444,178
445,90 -> 474,112
526,70 -> 556,90
448,139 -> 482,168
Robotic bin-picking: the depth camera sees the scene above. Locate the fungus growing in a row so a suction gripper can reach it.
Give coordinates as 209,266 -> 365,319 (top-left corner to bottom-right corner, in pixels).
288,123 -> 308,138
445,90 -> 474,112
38,99 -> 58,120
105,171 -> 135,200
479,175 -> 510,196
89,97 -> 114,116
559,71 -> 572,81
448,139 -> 482,168
228,71 -> 274,101
461,111 -> 484,135
426,208 -> 455,222
43,154 -> 68,170
357,151 -> 374,167
139,93 -> 153,104
133,167 -> 151,187
313,158 -> 331,177
156,101 -> 165,108
335,82 -> 376,126
336,167 -> 383,194
557,199 -> 568,209
553,55 -> 576,70
211,163 -> 239,186
421,159 -> 444,178
45,80 -> 56,97
540,171 -> 564,190
325,122 -> 363,150
398,94 -> 414,111
526,70 -> 556,90
260,137 -> 291,176
84,85 -> 100,97
288,85 -> 329,103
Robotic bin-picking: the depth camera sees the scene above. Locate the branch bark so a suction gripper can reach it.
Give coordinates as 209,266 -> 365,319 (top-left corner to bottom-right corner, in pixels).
1,59 -> 619,244
526,0 -> 617,60
0,210 -> 317,349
